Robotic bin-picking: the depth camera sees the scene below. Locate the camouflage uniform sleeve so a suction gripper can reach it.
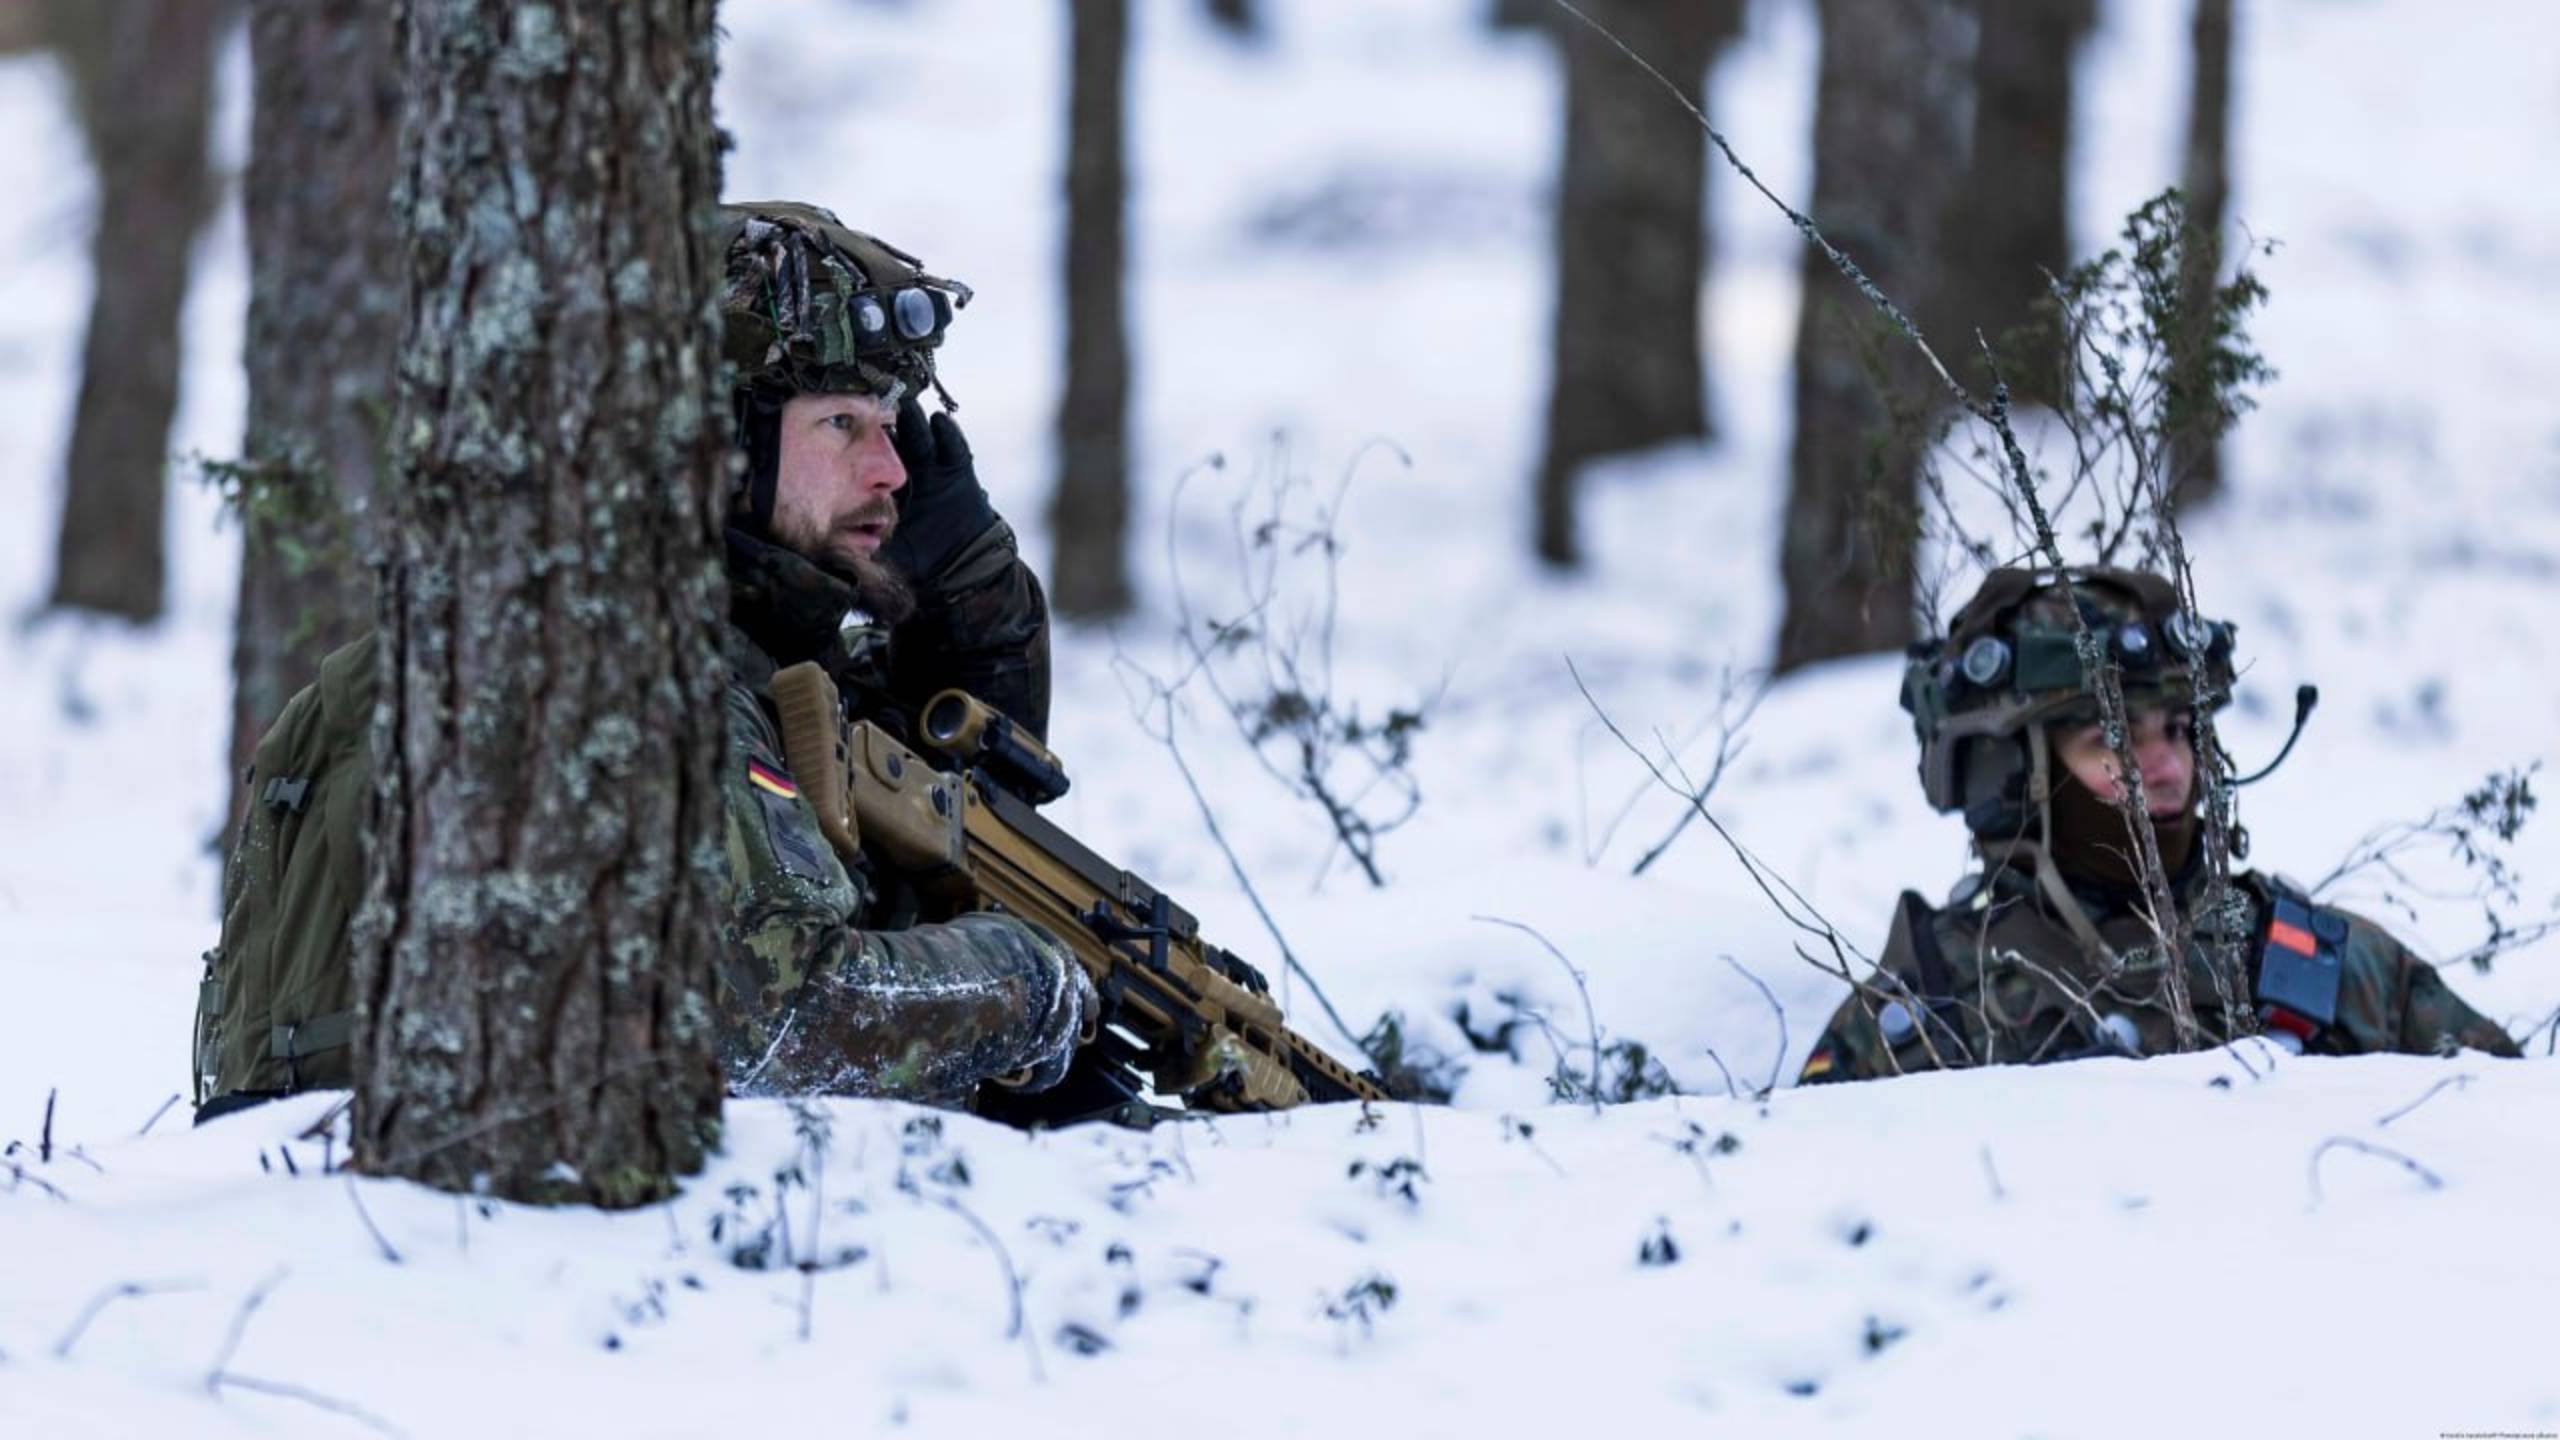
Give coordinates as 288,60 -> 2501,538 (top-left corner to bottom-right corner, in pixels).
719,681 -> 1086,1103
889,516 -> 1052,742
1798,988 -> 1891,1085
2323,909 -> 2522,1058
1799,900 -> 1984,1084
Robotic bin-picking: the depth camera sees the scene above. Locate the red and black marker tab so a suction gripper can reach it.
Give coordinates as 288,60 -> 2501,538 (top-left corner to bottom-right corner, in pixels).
2257,888 -> 2345,1040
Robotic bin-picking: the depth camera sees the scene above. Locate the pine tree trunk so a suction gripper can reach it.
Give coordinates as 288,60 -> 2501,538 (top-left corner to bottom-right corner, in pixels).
1933,0 -> 2093,407
1202,0 -> 1257,40
2172,0 -> 2235,506
1532,0 -> 1740,570
352,0 -> 727,1208
1773,0 -> 1969,674
1050,0 -> 1133,618
227,0 -> 403,831
44,0 -> 222,624
0,6 -> 41,53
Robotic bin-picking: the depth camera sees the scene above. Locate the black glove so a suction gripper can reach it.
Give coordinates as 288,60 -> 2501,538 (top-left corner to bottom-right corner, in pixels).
1017,958 -> 1099,1094
883,396 -> 998,585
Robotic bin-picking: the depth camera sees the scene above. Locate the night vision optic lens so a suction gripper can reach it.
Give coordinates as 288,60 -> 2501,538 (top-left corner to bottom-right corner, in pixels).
893,287 -> 939,340
2163,611 -> 2208,657
1960,636 -> 2012,687
854,296 -> 889,336
2116,622 -> 2153,658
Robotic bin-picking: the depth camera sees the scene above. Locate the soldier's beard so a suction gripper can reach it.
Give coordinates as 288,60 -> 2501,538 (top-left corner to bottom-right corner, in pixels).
2047,771 -> 2197,891
772,500 -> 919,626
830,548 -> 917,627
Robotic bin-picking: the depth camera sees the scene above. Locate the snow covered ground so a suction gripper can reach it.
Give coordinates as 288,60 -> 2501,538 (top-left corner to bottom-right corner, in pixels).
3,1 -> 2554,1435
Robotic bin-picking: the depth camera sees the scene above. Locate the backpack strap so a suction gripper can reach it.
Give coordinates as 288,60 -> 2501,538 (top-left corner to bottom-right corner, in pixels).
268,1010 -> 356,1089
1882,889 -> 1975,1062
1896,890 -> 1956,1004
193,963 -> 224,1104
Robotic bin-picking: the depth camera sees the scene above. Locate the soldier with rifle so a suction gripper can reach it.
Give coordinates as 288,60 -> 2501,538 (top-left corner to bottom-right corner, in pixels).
195,203 -> 1377,1124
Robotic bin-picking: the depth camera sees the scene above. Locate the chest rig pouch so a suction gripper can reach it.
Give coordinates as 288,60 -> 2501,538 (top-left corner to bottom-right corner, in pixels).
2255,879 -> 2346,1043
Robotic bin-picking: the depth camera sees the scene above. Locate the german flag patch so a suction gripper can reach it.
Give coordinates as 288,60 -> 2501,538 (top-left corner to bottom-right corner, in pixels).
746,760 -> 798,800
1800,1048 -> 1835,1081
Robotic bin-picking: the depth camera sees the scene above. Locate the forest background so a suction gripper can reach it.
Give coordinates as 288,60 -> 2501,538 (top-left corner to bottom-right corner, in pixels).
2,1 -> 2555,1435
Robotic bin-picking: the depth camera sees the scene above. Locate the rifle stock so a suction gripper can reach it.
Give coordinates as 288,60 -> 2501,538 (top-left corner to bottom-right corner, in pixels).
770,662 -> 1385,1124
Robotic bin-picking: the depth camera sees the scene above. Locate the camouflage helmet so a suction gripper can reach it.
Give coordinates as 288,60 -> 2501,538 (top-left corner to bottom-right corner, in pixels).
1901,566 -> 2236,836
717,201 -> 972,402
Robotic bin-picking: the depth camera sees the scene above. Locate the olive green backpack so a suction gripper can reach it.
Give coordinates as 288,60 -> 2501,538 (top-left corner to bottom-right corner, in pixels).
193,633 -> 377,1117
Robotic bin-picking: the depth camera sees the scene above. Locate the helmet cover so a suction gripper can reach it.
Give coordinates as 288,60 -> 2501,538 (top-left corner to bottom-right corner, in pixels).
717,201 -> 972,401
1903,566 -> 2237,832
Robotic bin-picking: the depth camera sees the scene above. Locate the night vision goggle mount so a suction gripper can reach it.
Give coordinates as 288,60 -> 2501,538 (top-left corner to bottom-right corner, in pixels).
838,267 -> 966,364
1901,569 -> 2239,830
1933,604 -> 2234,706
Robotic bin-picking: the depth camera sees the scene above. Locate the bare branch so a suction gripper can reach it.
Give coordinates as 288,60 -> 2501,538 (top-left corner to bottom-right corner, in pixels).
1114,660 -> 1367,1057
2373,1074 -> 2474,1129
1629,673 -> 1766,878
1697,1047 -> 1742,1102
2306,1136 -> 2443,1210
1472,914 -> 1604,1114
1569,658 -> 1866,967
54,1279 -> 203,1359
205,1266 -> 291,1392
345,1176 -> 402,1264
1715,955 -> 1788,1098
210,1373 -> 410,1439
136,1093 -> 181,1137
929,1193 -> 1041,1383
5,1159 -> 67,1201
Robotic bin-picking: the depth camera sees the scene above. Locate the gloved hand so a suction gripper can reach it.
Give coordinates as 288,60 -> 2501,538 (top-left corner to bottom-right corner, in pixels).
883,395 -> 999,585
1016,950 -> 1099,1093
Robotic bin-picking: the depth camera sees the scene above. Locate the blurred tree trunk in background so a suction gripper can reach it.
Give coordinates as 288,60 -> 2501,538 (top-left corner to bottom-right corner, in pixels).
43,0 -> 225,624
1487,0 -> 1545,30
353,0 -> 727,1208
226,0 -> 402,832
2171,0 -> 2235,506
1202,0 -> 1258,41
1773,0 -> 1968,674
1932,0 -> 2093,407
0,6 -> 41,52
1533,0 -> 1743,570
1050,0 -> 1133,617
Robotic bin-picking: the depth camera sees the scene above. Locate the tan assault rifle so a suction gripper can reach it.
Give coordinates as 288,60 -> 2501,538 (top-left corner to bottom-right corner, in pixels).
771,662 -> 1386,1127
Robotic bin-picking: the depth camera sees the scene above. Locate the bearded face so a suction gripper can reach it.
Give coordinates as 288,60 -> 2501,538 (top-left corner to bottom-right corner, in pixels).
768,390 -> 917,623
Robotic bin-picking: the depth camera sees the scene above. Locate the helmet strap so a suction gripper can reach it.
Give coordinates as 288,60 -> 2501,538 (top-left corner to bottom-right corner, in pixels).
733,385 -> 792,538
2022,838 -> 2121,967
2024,722 -> 2055,811
1980,726 -> 2121,967
1978,833 -> 2121,969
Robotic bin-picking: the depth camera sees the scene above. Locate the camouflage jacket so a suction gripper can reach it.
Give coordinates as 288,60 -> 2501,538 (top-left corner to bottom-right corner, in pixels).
1799,859 -> 2521,1084
715,523 -> 1080,1103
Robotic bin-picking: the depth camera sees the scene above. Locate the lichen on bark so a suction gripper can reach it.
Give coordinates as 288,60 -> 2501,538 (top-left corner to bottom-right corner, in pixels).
351,0 -> 729,1208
